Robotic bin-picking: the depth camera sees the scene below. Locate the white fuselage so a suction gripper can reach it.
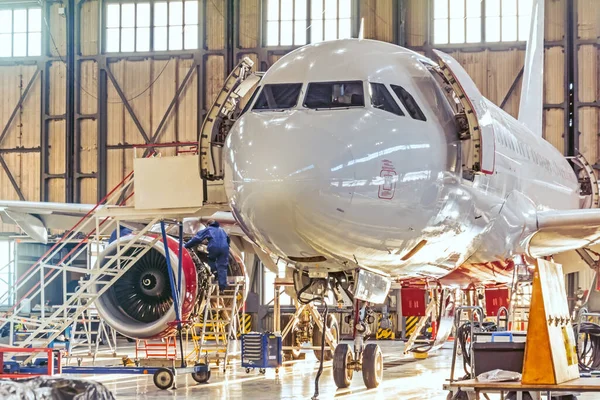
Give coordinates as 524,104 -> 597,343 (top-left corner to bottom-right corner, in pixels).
223,39 -> 579,285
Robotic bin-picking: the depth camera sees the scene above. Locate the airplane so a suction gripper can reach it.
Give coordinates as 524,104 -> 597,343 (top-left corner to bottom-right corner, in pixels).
208,0 -> 600,390
2,0 -> 598,391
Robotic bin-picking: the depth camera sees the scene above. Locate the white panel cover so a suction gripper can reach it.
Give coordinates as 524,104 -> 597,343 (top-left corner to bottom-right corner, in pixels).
134,155 -> 204,210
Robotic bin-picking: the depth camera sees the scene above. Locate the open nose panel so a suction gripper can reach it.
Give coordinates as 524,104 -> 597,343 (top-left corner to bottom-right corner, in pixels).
433,49 -> 496,175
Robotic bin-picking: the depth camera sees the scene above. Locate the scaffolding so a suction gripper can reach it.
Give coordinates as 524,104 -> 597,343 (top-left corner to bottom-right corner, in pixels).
0,241 -> 15,308
0,151 -> 231,368
0,170 -> 164,362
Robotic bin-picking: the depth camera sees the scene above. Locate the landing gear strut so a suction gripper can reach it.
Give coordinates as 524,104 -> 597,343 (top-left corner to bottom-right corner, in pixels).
333,302 -> 384,390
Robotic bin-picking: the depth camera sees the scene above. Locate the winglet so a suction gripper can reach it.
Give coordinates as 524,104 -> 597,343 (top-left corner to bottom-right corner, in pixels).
518,0 -> 545,137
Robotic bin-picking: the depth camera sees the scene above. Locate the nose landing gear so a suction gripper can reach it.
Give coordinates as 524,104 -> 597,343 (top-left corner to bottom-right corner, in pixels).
332,303 -> 384,390
292,270 -> 388,392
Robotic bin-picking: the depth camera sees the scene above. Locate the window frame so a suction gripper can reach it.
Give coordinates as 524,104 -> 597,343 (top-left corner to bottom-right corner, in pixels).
103,0 -> 201,55
0,5 -> 43,58
262,0 -> 358,48
432,0 -> 532,47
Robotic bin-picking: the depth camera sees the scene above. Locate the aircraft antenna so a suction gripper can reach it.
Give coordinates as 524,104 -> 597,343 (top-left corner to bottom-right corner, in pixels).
358,18 -> 364,40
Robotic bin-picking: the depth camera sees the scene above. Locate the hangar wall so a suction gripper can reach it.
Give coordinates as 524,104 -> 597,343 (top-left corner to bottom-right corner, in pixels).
0,0 -> 598,234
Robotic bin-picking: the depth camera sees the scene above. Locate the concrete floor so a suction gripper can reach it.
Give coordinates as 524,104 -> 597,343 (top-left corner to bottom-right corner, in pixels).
65,341 -> 599,399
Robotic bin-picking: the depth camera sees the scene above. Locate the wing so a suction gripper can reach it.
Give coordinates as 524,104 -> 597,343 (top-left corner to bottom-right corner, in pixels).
0,200 -> 96,243
0,200 -> 246,244
528,208 -> 600,257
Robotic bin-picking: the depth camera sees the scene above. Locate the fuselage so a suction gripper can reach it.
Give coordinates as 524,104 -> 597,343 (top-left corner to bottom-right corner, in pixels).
224,39 -> 579,285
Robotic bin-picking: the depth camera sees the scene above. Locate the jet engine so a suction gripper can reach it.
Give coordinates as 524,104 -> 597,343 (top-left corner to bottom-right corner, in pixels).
90,234 -> 246,340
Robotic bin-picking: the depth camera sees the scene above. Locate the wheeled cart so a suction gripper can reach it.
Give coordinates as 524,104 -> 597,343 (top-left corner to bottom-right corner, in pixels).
444,377 -> 600,399
241,332 -> 282,374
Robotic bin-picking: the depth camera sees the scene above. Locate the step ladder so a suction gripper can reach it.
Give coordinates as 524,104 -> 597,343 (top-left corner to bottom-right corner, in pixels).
508,263 -> 533,331
195,276 -> 245,369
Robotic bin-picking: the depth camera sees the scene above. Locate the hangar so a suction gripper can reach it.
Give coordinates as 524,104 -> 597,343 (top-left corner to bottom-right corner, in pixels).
0,0 -> 600,399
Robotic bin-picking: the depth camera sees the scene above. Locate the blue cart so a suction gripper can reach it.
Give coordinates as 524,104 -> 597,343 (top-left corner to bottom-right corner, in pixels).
241,332 -> 282,374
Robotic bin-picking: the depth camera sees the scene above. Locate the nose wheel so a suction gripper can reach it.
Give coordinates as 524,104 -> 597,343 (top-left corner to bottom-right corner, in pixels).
362,343 -> 383,389
332,304 -> 384,390
332,343 -> 383,390
333,343 -> 354,388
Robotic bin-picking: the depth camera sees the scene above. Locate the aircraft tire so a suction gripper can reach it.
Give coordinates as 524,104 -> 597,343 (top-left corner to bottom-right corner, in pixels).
333,343 -> 354,388
362,343 -> 383,389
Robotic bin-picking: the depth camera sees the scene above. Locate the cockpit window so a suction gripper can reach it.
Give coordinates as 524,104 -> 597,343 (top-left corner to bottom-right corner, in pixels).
252,83 -> 303,110
370,83 -> 404,116
390,85 -> 427,121
303,81 -> 364,109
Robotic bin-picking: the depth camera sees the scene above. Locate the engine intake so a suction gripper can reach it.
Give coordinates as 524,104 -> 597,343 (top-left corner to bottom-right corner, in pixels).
91,235 -> 198,339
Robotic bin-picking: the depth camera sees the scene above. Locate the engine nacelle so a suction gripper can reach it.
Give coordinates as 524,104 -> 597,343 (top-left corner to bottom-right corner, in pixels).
91,235 -> 198,339
91,233 -> 248,340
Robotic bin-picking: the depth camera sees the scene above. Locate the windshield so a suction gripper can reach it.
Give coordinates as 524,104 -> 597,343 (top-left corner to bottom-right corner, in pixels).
253,83 -> 303,110
391,85 -> 427,121
303,81 -> 364,109
370,83 -> 403,116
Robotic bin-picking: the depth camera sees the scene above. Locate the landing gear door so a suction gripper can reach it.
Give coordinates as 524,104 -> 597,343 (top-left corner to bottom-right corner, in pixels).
432,49 -> 495,175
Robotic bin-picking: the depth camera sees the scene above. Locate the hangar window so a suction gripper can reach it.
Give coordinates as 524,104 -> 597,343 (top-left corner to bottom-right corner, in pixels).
370,83 -> 404,117
390,85 -> 427,121
265,0 -> 353,47
0,7 -> 42,57
304,81 -> 364,109
253,83 -> 303,110
105,1 -> 199,53
433,0 -> 531,44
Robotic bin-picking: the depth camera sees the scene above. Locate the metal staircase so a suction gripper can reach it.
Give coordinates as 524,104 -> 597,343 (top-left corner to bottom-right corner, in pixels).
11,224 -> 159,362
194,275 -> 245,369
0,169 -> 165,364
199,57 -> 260,181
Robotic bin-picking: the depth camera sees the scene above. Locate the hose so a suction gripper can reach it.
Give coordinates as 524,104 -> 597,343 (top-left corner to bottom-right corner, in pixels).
456,321 -> 497,377
574,322 -> 600,371
295,279 -> 329,399
312,301 -> 328,400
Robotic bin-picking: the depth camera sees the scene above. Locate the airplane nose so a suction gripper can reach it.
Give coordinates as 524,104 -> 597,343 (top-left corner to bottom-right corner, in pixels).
224,112 -> 355,259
